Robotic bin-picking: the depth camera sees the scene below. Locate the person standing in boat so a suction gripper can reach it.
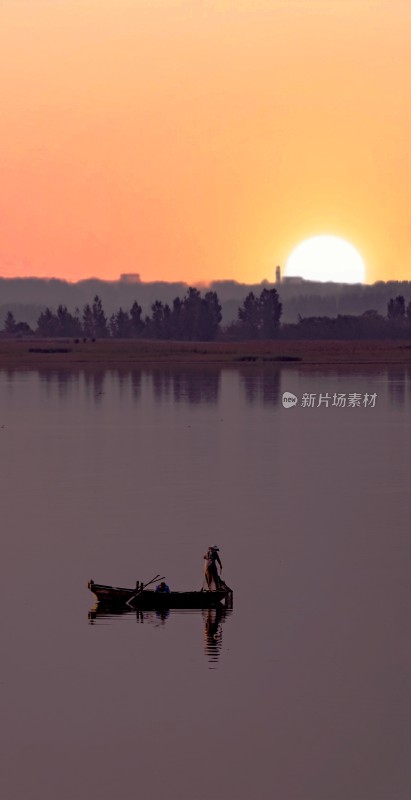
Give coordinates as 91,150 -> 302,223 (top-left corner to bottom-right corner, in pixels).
203,546 -> 222,591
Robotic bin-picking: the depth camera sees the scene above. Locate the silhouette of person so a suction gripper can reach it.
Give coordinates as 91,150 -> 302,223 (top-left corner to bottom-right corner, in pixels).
155,581 -> 170,593
203,546 -> 222,590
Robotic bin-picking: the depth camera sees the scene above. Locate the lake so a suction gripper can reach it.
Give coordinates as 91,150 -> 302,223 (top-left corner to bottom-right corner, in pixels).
1,364 -> 410,800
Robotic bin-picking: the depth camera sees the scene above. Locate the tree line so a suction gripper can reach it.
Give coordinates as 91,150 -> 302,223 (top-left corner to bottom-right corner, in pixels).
1,288 -> 410,340
280,295 -> 411,340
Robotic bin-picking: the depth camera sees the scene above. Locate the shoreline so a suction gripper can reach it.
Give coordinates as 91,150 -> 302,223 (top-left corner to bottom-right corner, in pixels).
0,338 -> 410,368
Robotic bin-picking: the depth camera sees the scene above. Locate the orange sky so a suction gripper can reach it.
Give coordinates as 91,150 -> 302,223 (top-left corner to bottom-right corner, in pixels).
1,0 -> 411,284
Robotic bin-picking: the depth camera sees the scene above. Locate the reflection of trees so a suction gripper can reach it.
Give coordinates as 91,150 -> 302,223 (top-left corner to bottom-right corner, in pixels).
172,371 -> 220,404
150,369 -> 220,405
387,367 -> 408,408
1,366 -> 222,406
152,371 -> 172,402
241,369 -> 281,405
40,369 -> 80,399
83,370 -> 105,400
130,370 -> 142,400
15,364 -> 411,415
111,369 -> 128,398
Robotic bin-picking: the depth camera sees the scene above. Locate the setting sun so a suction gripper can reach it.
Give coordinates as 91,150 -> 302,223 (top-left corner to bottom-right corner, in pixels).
284,236 -> 366,284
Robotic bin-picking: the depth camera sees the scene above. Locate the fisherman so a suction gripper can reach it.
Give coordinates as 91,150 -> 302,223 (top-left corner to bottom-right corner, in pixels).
203,546 -> 223,591
155,581 -> 170,593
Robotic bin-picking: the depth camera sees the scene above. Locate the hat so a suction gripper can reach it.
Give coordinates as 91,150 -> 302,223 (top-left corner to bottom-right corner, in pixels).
211,545 -> 219,550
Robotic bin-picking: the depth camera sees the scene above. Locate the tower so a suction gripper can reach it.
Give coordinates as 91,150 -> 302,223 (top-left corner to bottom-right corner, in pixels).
275,265 -> 281,284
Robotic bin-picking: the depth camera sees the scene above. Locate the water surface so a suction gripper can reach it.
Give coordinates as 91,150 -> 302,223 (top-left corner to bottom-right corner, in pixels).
1,365 -> 410,800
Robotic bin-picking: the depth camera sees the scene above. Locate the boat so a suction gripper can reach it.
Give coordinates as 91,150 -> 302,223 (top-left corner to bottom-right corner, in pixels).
87,579 -> 233,609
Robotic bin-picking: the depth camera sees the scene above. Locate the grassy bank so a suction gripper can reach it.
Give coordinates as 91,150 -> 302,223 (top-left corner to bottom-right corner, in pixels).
0,338 -> 410,368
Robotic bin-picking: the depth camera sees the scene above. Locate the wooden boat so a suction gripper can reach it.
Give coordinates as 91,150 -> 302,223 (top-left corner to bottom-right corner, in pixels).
88,579 -> 233,609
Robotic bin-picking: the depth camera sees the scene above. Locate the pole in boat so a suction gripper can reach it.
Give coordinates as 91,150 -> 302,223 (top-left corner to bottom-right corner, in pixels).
126,574 -> 165,608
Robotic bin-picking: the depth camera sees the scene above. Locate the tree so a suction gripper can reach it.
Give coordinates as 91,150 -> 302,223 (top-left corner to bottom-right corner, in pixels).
37,307 -> 58,337
359,310 -> 386,338
141,288 -> 223,341
386,295 -> 409,338
14,321 -> 33,336
200,291 -> 222,340
4,311 -> 16,335
238,292 -> 261,338
82,304 -> 94,337
92,295 -> 108,338
74,307 -> 82,330
387,295 -> 406,319
181,287 -> 202,339
109,308 -> 131,338
3,312 -> 33,337
167,288 -> 222,341
130,300 -> 144,338
162,303 -> 172,339
259,288 -> 282,338
56,305 -> 82,337
36,305 -> 82,337
170,296 -> 184,339
149,300 -> 171,339
237,289 -> 282,339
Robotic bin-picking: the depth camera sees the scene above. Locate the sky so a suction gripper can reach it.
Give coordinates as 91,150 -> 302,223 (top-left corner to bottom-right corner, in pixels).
1,0 -> 411,285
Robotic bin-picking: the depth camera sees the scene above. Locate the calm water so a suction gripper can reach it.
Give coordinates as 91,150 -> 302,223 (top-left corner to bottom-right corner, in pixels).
1,364 -> 410,800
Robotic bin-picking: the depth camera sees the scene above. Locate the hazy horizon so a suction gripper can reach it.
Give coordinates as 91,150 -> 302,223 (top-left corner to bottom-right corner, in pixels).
1,275 -> 410,327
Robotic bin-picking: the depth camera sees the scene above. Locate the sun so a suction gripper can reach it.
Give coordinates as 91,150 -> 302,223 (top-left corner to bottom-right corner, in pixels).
284,235 -> 366,284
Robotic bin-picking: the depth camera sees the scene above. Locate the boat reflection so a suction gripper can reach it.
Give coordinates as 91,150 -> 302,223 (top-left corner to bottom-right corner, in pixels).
88,603 -> 232,666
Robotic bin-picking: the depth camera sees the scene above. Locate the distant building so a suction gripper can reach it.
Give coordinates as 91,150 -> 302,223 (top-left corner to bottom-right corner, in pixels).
120,273 -> 141,283
282,276 -> 305,285
275,265 -> 281,284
